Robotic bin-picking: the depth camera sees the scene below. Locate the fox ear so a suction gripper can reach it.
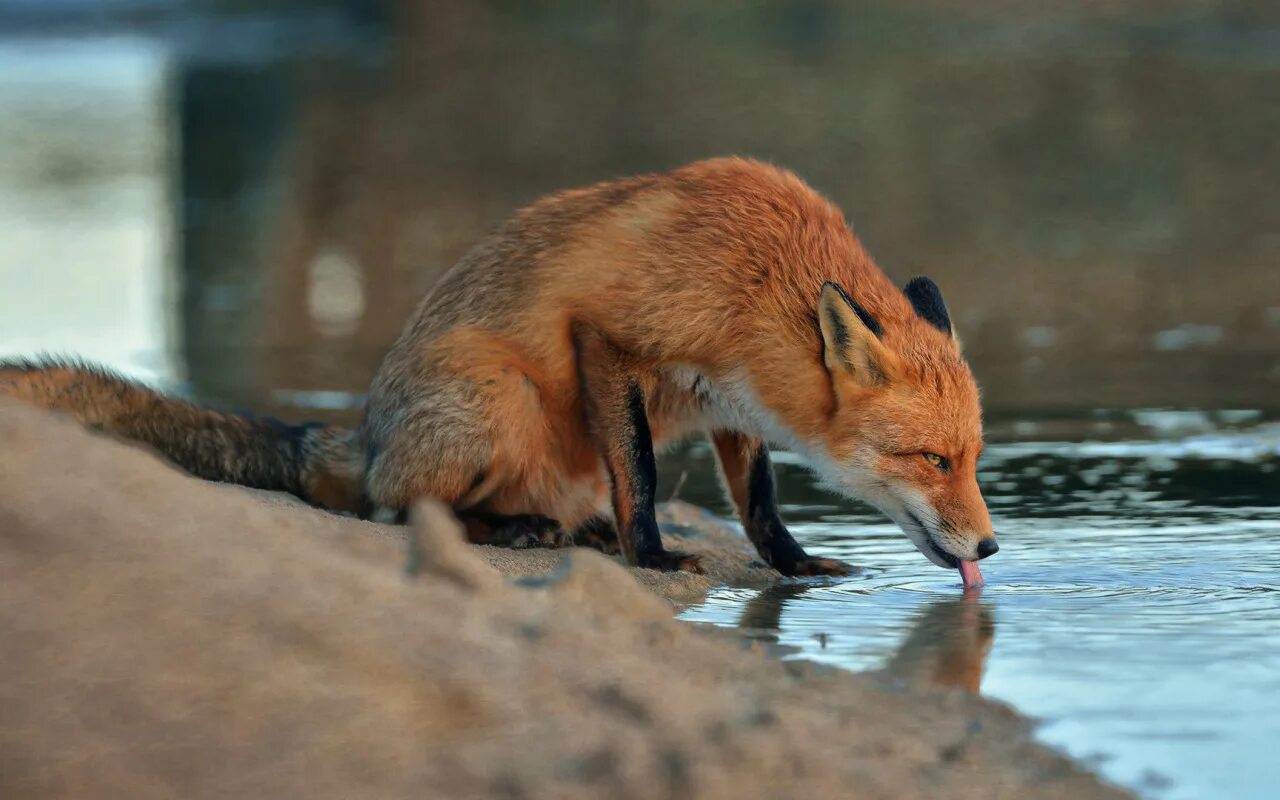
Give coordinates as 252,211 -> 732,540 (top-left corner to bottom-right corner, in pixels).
903,276 -> 953,336
818,281 -> 898,388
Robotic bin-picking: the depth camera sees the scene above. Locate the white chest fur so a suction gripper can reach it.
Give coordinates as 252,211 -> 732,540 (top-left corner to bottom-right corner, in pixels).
664,364 -> 849,493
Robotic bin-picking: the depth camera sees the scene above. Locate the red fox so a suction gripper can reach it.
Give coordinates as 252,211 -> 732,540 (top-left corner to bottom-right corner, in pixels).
1,158 -> 997,582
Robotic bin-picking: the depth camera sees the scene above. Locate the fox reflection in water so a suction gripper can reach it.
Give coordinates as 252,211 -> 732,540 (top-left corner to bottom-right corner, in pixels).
734,585 -> 995,693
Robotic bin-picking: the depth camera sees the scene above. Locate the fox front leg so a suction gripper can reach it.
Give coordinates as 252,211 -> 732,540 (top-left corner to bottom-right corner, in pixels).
711,431 -> 853,577
572,321 -> 703,573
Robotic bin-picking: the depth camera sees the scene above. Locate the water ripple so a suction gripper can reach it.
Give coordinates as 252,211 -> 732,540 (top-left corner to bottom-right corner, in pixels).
680,426 -> 1280,800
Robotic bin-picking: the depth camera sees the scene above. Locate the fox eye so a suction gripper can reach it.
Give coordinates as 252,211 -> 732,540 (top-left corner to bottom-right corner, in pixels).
922,452 -> 949,471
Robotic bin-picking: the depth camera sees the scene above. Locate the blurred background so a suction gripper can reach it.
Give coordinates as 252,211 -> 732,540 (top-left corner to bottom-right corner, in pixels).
0,0 -> 1276,425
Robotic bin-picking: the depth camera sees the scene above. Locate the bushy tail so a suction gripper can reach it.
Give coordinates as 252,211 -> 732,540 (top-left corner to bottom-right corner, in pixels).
0,358 -> 366,513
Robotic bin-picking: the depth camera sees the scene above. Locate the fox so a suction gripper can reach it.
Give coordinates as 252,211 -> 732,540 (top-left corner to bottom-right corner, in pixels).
1,157 -> 998,581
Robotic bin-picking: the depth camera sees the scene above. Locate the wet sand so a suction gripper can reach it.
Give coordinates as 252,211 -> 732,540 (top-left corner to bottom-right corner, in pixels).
0,400 -> 1131,799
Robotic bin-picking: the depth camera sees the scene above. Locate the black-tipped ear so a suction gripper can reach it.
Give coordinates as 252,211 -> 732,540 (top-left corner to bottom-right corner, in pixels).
903,276 -> 952,335
818,281 -> 897,387
823,281 -> 883,338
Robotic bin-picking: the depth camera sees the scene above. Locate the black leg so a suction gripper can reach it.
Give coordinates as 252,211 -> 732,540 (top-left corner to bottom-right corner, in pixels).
619,384 -> 666,564
712,431 -> 852,577
573,321 -> 702,573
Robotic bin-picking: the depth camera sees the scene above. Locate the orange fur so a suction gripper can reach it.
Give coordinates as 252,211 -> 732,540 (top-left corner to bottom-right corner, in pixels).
363,157 -> 995,568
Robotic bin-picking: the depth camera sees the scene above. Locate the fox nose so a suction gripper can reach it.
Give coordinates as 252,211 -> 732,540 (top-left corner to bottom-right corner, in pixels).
976,539 -> 999,560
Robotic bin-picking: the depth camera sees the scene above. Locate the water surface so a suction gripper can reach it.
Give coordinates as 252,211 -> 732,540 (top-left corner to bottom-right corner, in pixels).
678,415 -> 1280,799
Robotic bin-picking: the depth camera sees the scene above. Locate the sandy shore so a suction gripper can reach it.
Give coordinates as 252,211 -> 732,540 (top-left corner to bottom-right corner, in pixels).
0,400 -> 1131,799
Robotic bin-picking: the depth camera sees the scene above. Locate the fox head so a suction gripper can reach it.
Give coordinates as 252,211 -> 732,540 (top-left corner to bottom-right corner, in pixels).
814,278 -> 996,570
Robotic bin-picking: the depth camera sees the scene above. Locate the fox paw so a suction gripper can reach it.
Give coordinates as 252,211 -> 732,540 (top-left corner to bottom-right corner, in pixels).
586,537 -> 622,556
572,517 -> 622,555
511,530 -> 574,549
510,527 -> 574,549
496,514 -> 572,549
637,549 -> 705,574
781,557 -> 856,578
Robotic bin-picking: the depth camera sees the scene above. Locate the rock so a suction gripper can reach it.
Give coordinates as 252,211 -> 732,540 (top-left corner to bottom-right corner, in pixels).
0,400 -> 1133,800
405,498 -> 505,593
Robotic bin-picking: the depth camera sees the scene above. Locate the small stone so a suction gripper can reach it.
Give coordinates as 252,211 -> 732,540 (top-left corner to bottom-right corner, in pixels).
405,499 -> 505,593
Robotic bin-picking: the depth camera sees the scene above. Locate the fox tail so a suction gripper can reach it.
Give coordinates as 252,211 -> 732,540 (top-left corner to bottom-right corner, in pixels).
0,358 -> 365,513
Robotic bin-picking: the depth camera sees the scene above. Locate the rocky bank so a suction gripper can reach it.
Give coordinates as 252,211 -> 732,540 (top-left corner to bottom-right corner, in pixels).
0,401 -> 1130,799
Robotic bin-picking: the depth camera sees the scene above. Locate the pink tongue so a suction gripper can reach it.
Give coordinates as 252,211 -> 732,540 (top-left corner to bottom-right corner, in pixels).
958,560 -> 985,589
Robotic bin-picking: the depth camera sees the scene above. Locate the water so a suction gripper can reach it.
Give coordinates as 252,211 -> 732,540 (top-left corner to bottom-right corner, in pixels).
677,415 -> 1280,800
0,38 -> 178,385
